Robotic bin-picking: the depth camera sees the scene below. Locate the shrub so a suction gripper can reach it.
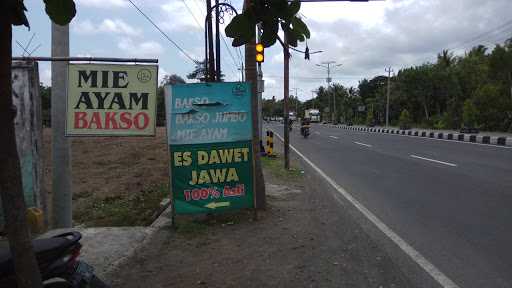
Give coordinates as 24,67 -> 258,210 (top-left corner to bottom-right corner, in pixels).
398,109 -> 412,129
462,99 -> 478,128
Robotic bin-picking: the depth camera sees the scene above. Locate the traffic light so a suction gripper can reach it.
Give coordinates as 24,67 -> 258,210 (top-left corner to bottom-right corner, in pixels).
256,43 -> 264,63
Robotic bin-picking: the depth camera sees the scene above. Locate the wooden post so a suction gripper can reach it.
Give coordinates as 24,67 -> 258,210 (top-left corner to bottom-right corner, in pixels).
0,16 -> 43,288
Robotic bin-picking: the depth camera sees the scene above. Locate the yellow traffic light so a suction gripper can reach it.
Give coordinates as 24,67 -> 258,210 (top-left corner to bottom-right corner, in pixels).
256,43 -> 264,63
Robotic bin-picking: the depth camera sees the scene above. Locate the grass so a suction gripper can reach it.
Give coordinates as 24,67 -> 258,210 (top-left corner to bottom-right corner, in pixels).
261,153 -> 304,181
74,184 -> 168,227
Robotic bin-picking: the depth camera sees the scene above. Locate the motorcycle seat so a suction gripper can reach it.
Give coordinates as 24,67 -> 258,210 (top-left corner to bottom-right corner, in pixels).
0,232 -> 81,277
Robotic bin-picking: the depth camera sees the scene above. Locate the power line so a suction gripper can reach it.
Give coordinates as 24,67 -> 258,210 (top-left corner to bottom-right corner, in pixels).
127,0 -> 197,64
221,32 -> 242,71
180,0 -> 203,31
448,18 -> 512,52
264,74 -> 361,80
180,0 -> 240,78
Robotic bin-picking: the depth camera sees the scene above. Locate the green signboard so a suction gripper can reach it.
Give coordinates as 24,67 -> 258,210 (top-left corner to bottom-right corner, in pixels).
166,82 -> 254,214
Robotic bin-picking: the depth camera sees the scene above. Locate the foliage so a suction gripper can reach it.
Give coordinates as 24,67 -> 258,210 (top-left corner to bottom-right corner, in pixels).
399,109 -> 411,129
462,99 -> 478,128
43,0 -> 76,26
366,105 -> 374,126
187,59 -> 223,82
161,74 -> 186,86
8,0 -> 76,27
225,0 -> 310,48
260,40 -> 511,132
157,74 -> 186,126
39,83 -> 51,126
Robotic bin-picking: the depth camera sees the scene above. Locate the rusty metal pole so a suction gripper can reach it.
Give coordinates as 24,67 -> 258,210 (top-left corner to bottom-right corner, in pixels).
283,37 -> 290,170
206,0 -> 215,81
244,0 -> 266,209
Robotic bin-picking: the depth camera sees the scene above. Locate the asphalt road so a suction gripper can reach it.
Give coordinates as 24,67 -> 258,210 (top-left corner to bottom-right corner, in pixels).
265,122 -> 512,288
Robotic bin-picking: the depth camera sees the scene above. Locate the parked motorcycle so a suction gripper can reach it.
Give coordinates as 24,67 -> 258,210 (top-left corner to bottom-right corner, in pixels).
0,231 -> 109,288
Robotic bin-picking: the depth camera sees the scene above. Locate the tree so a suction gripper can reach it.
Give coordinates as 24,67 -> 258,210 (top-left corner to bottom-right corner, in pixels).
40,83 -> 51,126
157,74 -> 186,126
399,109 -> 411,129
1,1 -> 76,287
225,0 -> 310,49
366,104 -> 374,126
225,0 -> 310,206
472,84 -> 512,131
187,59 -> 224,82
462,99 -> 478,128
161,74 -> 186,86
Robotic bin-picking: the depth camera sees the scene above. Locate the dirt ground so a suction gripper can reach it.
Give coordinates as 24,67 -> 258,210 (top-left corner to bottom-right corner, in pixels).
43,127 -> 169,226
108,152 -> 412,287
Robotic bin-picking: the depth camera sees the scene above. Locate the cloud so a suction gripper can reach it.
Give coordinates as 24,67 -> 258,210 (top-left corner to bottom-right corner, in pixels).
158,67 -> 168,85
40,67 -> 51,86
75,0 -> 127,8
72,20 -> 95,34
261,0 -> 512,99
159,1 -> 202,32
73,19 -> 141,37
99,19 -> 141,36
118,38 -> 164,58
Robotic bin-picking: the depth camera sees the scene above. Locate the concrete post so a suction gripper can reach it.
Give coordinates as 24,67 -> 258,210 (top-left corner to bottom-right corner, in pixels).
51,23 -> 72,228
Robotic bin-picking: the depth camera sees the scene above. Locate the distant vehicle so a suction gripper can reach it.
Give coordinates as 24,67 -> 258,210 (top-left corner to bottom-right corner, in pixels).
304,109 -> 321,123
289,112 -> 297,121
346,121 -> 353,126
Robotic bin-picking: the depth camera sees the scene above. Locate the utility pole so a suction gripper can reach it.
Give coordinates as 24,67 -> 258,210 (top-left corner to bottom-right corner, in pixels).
317,61 -> 341,123
215,0 -> 221,81
256,24 -> 263,144
206,0 -> 215,81
51,23 -> 72,228
283,36 -> 290,170
244,0 -> 266,209
291,87 -> 300,116
385,66 -> 393,127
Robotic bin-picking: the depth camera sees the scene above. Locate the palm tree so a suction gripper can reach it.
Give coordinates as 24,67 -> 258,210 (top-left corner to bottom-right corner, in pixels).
437,49 -> 454,68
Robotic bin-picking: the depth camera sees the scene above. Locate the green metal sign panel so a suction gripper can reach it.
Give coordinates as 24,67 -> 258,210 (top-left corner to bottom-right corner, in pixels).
170,141 -> 253,214
165,82 -> 254,214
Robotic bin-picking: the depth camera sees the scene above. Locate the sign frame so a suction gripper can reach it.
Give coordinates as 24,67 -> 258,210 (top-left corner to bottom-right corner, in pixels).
165,82 -> 255,217
65,63 -> 158,137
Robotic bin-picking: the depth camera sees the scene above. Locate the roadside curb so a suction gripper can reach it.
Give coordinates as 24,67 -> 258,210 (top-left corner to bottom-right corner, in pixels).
327,124 -> 512,147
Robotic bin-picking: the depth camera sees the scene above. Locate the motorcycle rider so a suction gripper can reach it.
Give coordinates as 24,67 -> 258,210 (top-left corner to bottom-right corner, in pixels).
301,117 -> 311,136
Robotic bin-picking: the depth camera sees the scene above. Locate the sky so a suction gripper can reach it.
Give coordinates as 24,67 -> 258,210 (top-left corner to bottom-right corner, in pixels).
13,0 -> 512,101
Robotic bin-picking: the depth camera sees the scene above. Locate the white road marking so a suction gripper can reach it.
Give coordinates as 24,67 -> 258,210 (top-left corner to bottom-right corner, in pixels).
354,141 -> 372,147
410,155 -> 457,167
365,129 -> 512,149
329,136 -> 339,139
271,130 -> 460,288
314,131 -> 320,135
